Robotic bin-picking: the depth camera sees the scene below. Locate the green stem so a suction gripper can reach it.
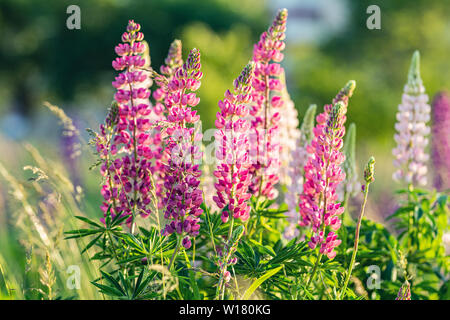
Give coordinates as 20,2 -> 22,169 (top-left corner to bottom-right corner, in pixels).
307,252 -> 323,288
339,182 -> 371,299
168,236 -> 182,271
215,217 -> 235,300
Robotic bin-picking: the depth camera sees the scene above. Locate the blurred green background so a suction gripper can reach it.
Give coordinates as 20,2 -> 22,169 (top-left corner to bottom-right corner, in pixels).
0,0 -> 449,299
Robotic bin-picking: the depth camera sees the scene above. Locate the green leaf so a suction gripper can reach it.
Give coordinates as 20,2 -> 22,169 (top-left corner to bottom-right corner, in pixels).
64,229 -> 102,239
81,233 -> 103,254
74,215 -> 103,228
91,281 -> 124,297
100,271 -> 126,296
240,266 -> 283,300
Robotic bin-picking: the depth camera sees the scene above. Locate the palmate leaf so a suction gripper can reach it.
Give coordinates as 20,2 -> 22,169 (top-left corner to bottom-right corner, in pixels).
268,240 -> 309,267
235,241 -> 258,271
91,282 -> 125,297
200,202 -> 227,238
133,270 -> 157,299
92,270 -> 127,298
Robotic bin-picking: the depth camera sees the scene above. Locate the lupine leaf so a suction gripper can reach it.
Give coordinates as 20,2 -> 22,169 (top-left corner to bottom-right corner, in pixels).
240,266 -> 283,300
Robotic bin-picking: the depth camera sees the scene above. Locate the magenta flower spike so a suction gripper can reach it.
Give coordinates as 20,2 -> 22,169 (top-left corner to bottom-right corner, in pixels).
153,39 -> 184,118
248,8 -> 288,200
396,281 -> 412,300
298,81 -> 355,259
431,91 -> 450,191
392,51 -> 430,187
151,40 -> 184,206
161,48 -> 204,249
97,20 -> 158,228
213,62 -> 255,223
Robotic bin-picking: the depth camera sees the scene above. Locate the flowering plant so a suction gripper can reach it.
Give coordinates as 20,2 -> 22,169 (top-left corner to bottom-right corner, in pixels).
61,12 -> 449,301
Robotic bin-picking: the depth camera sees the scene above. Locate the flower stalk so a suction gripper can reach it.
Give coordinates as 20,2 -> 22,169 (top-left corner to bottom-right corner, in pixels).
339,156 -> 375,299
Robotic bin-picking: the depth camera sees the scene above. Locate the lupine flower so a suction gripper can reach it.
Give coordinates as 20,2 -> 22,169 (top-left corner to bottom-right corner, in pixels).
396,281 -> 411,300
392,51 -> 430,187
151,40 -> 184,206
213,62 -> 255,223
248,8 -> 288,200
298,81 -> 355,259
161,48 -> 203,249
339,156 -> 375,299
278,70 -> 301,187
431,91 -> 450,191
161,39 -> 183,78
283,104 -> 316,239
216,247 -> 238,284
43,101 -> 82,188
96,20 -> 156,228
153,39 -> 184,118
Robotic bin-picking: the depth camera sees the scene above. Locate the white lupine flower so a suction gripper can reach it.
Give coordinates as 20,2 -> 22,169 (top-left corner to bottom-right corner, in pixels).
278,71 -> 301,187
283,104 -> 316,240
392,51 -> 430,187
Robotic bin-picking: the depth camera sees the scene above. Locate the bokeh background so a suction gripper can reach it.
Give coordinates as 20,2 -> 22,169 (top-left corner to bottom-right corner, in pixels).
0,0 -> 449,298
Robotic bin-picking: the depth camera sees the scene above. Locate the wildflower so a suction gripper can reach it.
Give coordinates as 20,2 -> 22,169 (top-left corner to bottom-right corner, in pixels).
283,104 -> 316,239
97,20 -> 155,229
278,70 -> 301,187
153,39 -> 183,118
151,40 -> 184,206
299,81 -> 355,259
339,156 -> 375,299
161,39 -> 183,78
161,48 -> 203,249
364,156 -> 376,184
392,51 -> 430,187
431,91 -> 450,191
248,8 -> 288,200
396,281 -> 411,300
43,101 -> 82,187
213,62 -> 255,223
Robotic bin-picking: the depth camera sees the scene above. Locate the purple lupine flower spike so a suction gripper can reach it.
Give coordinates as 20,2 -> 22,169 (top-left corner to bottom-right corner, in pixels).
248,8 -> 288,200
431,91 -> 450,191
161,48 -> 203,249
396,281 -> 411,300
392,51 -> 430,187
150,40 -> 184,208
298,81 -> 355,259
213,62 -> 255,223
97,20 -> 156,228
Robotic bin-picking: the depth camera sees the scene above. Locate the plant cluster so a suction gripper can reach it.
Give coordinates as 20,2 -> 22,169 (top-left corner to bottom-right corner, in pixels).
49,11 -> 449,300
